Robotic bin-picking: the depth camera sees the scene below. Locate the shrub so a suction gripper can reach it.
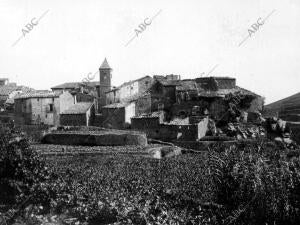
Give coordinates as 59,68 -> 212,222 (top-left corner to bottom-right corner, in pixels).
207,140 -> 300,225
0,124 -> 52,211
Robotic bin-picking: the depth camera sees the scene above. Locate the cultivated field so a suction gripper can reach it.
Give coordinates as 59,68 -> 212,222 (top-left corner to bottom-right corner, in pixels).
2,124 -> 300,225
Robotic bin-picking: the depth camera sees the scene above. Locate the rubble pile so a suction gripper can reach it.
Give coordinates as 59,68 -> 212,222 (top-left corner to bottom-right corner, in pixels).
223,122 -> 266,140
205,111 -> 298,150
264,117 -> 298,149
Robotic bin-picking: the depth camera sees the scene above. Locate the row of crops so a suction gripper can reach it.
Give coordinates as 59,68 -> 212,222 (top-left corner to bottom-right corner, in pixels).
1,123 -> 300,224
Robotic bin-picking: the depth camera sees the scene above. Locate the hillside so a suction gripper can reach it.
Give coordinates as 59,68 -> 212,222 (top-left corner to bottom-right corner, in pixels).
264,92 -> 300,122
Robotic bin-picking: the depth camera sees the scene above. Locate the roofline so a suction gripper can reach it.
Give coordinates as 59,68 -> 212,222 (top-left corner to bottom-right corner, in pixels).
196,76 -> 236,80
51,81 -> 99,89
15,95 -> 60,100
111,75 -> 152,90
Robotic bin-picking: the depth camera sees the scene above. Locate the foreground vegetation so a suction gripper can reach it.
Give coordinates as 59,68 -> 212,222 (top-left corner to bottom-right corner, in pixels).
1,125 -> 300,224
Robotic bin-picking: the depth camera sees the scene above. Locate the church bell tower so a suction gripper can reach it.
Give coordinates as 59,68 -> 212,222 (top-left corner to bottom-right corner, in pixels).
98,58 -> 112,111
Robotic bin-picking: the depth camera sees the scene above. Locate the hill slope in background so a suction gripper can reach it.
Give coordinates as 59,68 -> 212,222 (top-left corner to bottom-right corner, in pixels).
264,92 -> 300,122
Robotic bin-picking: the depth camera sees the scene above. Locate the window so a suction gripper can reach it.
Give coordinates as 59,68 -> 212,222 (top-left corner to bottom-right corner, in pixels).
49,104 -> 53,112
192,106 -> 200,116
158,103 -> 164,111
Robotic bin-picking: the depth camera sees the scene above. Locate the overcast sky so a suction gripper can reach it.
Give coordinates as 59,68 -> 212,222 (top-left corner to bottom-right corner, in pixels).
0,0 -> 299,104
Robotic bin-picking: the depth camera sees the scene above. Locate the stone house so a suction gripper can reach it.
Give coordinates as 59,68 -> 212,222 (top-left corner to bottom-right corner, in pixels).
137,76 -> 263,122
172,77 -> 264,121
147,75 -> 180,115
101,102 -> 136,129
51,81 -> 99,95
105,76 -> 153,105
14,91 -> 74,126
51,81 -> 98,111
126,75 -> 181,118
60,102 -> 95,126
0,82 -> 33,111
100,74 -> 263,129
131,111 -> 208,142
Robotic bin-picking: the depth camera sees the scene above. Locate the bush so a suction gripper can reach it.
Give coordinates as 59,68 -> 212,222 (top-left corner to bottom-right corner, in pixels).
0,124 -> 52,212
207,140 -> 300,225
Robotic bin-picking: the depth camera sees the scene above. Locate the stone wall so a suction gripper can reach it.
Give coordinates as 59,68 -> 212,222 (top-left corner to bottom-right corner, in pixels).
131,117 -> 161,130
150,83 -> 176,113
14,99 -> 32,125
42,132 -> 148,146
131,116 -> 208,142
60,114 -> 87,126
102,107 -> 126,129
135,95 -> 151,115
195,77 -> 236,90
138,76 -> 153,94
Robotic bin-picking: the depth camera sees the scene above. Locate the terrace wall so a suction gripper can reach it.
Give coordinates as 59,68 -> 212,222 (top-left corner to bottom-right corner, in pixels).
42,132 -> 147,146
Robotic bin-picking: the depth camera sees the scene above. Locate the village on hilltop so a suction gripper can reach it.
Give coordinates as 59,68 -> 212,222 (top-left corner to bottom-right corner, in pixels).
0,58 -> 297,148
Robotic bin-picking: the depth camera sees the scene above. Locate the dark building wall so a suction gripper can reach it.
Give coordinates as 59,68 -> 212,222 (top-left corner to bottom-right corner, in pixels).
102,107 -> 126,129
131,117 -> 178,141
131,117 -> 161,130
209,98 -> 228,120
14,98 -> 32,125
60,114 -> 87,126
131,116 -> 208,141
196,77 -> 236,90
171,100 -> 209,118
138,76 -> 153,94
150,82 -> 176,113
135,95 -> 152,115
76,93 -> 94,103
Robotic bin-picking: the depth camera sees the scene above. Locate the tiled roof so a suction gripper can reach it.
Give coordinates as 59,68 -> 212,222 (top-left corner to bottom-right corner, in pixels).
0,84 -> 33,96
100,58 -> 111,69
14,91 -> 60,99
51,81 -> 99,89
102,102 -> 131,109
61,102 -> 93,114
197,86 -> 259,98
51,82 -> 80,89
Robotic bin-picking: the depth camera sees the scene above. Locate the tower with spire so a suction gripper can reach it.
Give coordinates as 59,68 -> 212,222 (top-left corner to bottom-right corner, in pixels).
98,58 -> 112,110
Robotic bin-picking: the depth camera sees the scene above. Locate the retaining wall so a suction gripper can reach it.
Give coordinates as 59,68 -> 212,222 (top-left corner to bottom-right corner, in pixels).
41,132 -> 147,146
